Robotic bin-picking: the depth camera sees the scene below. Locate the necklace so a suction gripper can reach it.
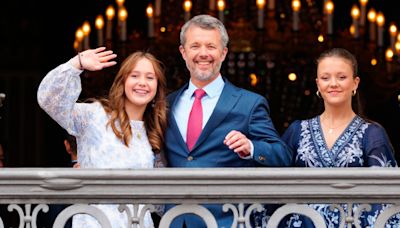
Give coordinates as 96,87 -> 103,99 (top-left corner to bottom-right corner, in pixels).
321,114 -> 354,134
326,124 -> 347,134
327,128 -> 335,134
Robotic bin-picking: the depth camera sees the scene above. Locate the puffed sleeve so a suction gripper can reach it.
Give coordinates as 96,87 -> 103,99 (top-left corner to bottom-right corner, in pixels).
363,122 -> 397,167
37,61 -> 92,137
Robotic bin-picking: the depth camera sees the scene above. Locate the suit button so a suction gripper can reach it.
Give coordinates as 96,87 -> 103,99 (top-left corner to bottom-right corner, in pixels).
187,156 -> 193,161
258,155 -> 266,161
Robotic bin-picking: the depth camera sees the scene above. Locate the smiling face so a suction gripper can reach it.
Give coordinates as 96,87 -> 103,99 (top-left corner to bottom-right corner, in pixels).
179,26 -> 228,88
124,57 -> 158,114
316,56 -> 360,108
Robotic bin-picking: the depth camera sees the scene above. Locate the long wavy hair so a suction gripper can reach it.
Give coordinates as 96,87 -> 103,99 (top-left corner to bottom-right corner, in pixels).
99,51 -> 168,153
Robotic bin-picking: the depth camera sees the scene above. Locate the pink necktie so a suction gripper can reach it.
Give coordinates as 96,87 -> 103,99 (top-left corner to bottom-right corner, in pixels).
186,89 -> 206,151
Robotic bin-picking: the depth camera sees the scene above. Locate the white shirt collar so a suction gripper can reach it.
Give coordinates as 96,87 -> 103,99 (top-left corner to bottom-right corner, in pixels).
187,75 -> 225,98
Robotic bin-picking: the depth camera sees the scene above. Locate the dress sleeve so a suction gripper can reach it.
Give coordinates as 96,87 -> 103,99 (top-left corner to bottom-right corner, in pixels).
281,120 -> 301,165
37,61 -> 91,137
363,122 -> 397,167
361,123 -> 399,228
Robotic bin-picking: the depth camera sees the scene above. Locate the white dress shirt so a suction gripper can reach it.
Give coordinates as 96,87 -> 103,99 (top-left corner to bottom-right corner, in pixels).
173,75 -> 224,142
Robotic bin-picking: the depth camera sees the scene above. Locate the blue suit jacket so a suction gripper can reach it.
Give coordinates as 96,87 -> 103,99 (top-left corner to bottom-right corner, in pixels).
165,79 -> 292,227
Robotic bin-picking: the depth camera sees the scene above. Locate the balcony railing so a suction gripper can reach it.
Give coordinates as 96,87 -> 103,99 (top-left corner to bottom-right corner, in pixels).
0,168 -> 400,228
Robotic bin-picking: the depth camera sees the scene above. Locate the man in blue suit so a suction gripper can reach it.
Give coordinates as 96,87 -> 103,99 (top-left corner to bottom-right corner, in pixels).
165,14 -> 292,227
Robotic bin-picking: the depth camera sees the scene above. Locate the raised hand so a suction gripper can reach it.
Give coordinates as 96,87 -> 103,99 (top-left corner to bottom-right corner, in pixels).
72,47 -> 117,71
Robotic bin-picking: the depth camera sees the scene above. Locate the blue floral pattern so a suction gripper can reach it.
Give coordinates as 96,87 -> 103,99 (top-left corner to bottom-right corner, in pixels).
298,116 -> 366,167
37,62 -> 154,228
254,115 -> 398,227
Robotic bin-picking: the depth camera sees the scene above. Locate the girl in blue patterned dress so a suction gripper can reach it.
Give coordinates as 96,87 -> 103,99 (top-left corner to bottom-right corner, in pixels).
254,48 -> 398,227
37,47 -> 168,228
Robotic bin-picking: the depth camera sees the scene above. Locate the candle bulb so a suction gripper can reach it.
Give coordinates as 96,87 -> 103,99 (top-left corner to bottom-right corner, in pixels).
82,21 -> 91,50
325,1 -> 334,35
268,0 -> 275,11
209,0 -> 215,12
351,5 -> 360,39
256,0 -> 265,30
95,15 -> 104,47
118,6 -> 128,42
385,48 -> 393,73
183,0 -> 192,22
323,0 -> 328,15
217,0 -> 225,23
367,9 -> 376,42
75,28 -> 84,52
376,12 -> 385,47
395,41 -> 400,55
146,4 -> 154,38
116,0 -> 124,9
116,0 -> 125,28
385,48 -> 394,61
73,40 -> 79,52
389,23 -> 397,51
105,5 -> 115,41
349,24 -> 355,36
155,0 -> 161,17
292,0 -> 301,32
359,0 -> 368,27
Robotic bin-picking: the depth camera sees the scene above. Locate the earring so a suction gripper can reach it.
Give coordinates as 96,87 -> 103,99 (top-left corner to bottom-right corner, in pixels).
316,91 -> 321,98
151,100 -> 155,108
352,90 -> 357,96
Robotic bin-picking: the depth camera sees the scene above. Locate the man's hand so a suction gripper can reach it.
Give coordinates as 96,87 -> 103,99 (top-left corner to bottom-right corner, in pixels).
223,130 -> 251,157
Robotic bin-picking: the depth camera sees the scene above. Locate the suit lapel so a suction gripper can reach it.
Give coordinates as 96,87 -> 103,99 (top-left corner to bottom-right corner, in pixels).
168,84 -> 190,153
192,80 -> 240,151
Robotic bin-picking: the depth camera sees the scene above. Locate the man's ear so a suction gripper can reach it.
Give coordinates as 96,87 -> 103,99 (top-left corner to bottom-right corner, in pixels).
179,45 -> 186,61
221,47 -> 228,61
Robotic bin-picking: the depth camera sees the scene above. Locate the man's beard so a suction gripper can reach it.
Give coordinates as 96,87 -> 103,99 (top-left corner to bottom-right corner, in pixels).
188,61 -> 222,81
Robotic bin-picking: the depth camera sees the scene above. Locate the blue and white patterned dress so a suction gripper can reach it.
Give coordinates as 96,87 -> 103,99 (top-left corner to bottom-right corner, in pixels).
254,115 -> 399,227
37,62 -> 155,228
289,116 -> 396,168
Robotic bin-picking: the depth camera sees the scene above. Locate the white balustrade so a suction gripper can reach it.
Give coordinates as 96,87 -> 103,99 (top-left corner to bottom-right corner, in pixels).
0,168 -> 399,227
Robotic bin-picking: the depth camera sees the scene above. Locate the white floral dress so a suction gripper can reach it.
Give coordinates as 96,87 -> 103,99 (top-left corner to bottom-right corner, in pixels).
37,62 -> 154,228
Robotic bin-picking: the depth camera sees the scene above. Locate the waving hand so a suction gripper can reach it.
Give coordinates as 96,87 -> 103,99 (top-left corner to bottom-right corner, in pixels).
71,47 -> 117,71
